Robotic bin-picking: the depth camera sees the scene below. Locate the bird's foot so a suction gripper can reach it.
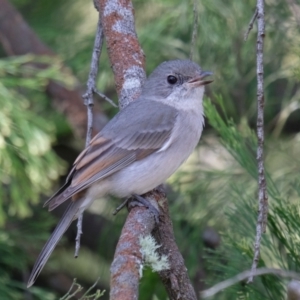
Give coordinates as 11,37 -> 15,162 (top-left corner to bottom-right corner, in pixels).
113,194 -> 160,224
129,194 -> 160,224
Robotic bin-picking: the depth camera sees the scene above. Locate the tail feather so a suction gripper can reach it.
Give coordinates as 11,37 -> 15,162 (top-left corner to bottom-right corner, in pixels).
27,200 -> 82,288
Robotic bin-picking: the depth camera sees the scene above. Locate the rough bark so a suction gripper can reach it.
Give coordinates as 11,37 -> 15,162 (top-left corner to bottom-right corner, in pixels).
110,205 -> 155,300
97,0 -> 197,299
98,0 -> 146,108
152,190 -> 198,300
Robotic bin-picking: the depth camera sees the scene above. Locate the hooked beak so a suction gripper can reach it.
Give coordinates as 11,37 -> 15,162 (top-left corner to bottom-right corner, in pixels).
188,71 -> 213,87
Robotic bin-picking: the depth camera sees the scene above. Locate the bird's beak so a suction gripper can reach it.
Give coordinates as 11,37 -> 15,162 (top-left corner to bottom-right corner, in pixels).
188,71 -> 213,87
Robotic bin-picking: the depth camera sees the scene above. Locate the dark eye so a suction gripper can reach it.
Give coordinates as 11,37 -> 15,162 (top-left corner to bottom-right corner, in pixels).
167,75 -> 178,84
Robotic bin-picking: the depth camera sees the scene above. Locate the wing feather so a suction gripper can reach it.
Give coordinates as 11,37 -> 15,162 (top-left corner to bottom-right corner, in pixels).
46,100 -> 178,210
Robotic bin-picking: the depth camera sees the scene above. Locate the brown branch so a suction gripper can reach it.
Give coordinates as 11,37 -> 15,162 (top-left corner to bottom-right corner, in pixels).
110,204 -> 156,300
248,0 -> 268,283
152,190 -> 197,300
110,189 -> 197,300
0,0 -> 108,138
97,0 -> 197,299
97,1 -> 148,297
98,0 -> 146,108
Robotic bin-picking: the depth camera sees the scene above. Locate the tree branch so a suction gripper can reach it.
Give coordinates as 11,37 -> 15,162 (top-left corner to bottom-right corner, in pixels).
97,1 -> 147,298
110,204 -> 156,300
201,268 -> 300,298
76,19 -> 99,245
152,190 -> 198,300
244,8 -> 258,41
98,0 -> 146,108
76,13 -> 116,258
248,0 -> 268,283
83,18 -> 104,147
97,0 -> 197,299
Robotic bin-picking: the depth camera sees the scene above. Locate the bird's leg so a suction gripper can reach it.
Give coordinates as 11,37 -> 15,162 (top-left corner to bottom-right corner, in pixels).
112,197 -> 130,215
113,194 -> 160,224
130,194 -> 160,224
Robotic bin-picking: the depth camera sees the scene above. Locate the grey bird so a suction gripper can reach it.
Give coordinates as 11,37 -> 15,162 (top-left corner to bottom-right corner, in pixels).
27,59 -> 212,287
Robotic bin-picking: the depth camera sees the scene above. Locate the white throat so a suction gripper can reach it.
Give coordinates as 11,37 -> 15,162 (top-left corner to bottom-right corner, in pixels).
165,86 -> 205,114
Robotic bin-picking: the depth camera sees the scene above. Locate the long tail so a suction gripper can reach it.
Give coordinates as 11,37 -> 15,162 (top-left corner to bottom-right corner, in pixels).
27,200 -> 83,287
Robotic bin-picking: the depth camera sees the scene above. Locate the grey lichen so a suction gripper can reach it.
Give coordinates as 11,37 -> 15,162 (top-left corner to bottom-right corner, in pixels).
139,235 -> 170,277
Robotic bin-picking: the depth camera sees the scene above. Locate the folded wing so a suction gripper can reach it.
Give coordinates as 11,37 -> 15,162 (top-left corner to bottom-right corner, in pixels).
45,100 -> 178,210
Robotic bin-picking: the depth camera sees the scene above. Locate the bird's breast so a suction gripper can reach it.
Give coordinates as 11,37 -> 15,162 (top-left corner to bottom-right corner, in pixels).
106,110 -> 204,198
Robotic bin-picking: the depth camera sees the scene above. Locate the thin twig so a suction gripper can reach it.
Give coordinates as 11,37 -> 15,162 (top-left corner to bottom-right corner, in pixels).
81,277 -> 101,298
94,89 -> 117,107
83,18 -> 104,146
201,268 -> 300,298
244,8 -> 258,41
189,0 -> 199,60
75,17 -> 105,258
60,278 -> 84,300
74,213 -> 83,258
60,278 -> 77,300
248,0 -> 268,283
64,286 -> 84,300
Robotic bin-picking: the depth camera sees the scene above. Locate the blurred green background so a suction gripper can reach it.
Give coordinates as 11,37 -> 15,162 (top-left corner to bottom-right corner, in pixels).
0,0 -> 300,299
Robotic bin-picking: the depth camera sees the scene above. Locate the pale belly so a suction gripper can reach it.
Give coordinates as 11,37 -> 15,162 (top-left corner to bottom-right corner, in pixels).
108,114 -> 203,197
85,110 -> 204,203
109,149 -> 188,197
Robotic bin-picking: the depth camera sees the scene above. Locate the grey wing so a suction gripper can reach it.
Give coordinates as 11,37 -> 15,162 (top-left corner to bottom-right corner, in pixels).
45,100 -> 178,210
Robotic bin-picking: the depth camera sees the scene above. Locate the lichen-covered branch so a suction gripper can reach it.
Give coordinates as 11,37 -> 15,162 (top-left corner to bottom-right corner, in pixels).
110,205 -> 156,300
152,190 -> 197,300
97,0 -> 197,299
96,1 -> 147,298
98,0 -> 146,108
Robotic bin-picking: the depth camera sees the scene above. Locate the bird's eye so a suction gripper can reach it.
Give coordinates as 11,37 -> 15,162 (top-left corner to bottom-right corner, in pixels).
167,75 -> 178,84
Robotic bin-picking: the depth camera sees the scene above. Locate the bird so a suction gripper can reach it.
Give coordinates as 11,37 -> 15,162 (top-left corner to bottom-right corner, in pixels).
27,59 -> 213,287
